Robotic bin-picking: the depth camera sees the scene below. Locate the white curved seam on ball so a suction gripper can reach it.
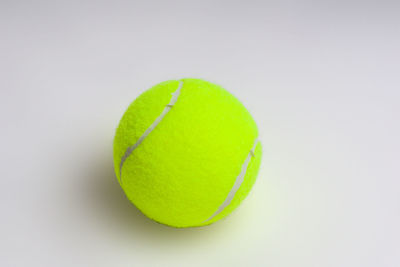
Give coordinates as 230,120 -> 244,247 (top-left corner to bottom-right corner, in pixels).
204,139 -> 259,222
119,80 -> 184,184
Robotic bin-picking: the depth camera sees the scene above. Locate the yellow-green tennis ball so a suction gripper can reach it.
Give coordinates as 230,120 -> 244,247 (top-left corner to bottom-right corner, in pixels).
113,78 -> 262,228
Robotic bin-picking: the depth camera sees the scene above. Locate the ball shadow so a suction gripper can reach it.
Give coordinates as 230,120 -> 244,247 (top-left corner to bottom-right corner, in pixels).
82,143 -> 235,246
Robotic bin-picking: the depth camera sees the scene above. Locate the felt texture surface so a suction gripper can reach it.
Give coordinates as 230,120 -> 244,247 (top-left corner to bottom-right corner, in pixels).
113,78 -> 262,227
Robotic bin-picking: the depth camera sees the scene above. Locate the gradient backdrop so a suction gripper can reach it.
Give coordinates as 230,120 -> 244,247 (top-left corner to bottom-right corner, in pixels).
1,0 -> 399,266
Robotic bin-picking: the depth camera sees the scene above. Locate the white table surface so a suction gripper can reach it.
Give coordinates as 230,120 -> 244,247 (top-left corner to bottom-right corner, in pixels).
1,1 -> 399,266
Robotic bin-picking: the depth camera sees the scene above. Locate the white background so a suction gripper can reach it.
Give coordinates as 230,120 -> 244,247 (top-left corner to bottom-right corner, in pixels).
1,1 -> 399,266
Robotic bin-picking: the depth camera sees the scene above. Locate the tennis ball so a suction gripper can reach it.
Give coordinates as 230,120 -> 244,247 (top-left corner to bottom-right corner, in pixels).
113,78 -> 262,228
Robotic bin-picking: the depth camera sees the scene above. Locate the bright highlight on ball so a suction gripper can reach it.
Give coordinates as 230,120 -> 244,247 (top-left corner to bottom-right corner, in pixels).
113,78 -> 262,228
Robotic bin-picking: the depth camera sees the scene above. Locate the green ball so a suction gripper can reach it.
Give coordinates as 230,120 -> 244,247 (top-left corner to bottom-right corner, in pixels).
113,78 -> 262,228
